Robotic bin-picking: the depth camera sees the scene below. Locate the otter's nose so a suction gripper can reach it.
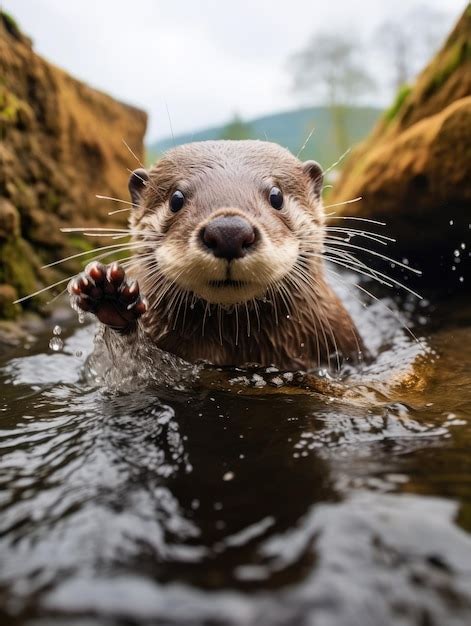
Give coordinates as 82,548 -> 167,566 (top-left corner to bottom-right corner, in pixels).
202,216 -> 256,260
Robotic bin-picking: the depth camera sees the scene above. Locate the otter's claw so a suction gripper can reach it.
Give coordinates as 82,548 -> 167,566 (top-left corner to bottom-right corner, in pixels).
68,261 -> 147,332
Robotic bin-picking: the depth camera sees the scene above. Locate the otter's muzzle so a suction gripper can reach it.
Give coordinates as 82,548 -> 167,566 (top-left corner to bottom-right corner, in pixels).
201,216 -> 256,261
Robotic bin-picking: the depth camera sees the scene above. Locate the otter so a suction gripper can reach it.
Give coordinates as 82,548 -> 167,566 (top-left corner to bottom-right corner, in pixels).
69,140 -> 362,370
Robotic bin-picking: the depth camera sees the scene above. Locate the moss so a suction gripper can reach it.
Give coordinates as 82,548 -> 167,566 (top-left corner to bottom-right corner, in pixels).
0,11 -> 21,39
384,85 -> 412,122
424,40 -> 470,97
45,189 -> 61,213
63,235 -> 134,269
0,238 -> 39,305
0,85 -> 22,124
0,285 -> 20,319
67,235 -> 95,253
76,239 -> 133,266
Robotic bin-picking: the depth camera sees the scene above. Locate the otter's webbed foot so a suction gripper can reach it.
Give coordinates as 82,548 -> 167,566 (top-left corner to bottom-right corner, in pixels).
68,261 -> 147,333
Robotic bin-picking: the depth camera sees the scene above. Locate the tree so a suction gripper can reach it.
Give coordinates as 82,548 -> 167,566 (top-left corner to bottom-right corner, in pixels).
219,114 -> 253,140
375,5 -> 450,91
288,33 -> 375,153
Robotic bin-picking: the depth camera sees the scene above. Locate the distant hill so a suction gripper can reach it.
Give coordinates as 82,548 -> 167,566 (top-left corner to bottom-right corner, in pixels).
146,105 -> 382,169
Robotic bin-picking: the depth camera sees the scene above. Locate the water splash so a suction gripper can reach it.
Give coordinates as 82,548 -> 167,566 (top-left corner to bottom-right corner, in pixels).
48,336 -> 63,352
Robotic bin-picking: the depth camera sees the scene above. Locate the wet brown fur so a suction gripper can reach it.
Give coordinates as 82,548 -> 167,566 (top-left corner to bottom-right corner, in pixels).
125,140 -> 362,370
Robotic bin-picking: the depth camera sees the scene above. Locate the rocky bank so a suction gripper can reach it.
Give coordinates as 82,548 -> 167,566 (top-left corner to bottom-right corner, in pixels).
330,8 -> 470,293
0,12 -> 147,320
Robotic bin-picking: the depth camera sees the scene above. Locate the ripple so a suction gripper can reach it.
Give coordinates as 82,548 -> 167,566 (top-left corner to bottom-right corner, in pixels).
1,293 -> 470,625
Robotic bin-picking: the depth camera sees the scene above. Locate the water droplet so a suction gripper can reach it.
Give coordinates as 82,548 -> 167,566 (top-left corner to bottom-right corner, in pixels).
459,276 -> 464,283
449,219 -> 454,225
190,303 -> 195,310
461,242 -> 466,249
191,499 -> 200,510
454,249 -> 460,257
286,314 -> 290,319
49,337 -> 63,352
452,265 -> 456,271
402,258 -> 409,265
223,471 -> 235,481
52,325 -> 62,335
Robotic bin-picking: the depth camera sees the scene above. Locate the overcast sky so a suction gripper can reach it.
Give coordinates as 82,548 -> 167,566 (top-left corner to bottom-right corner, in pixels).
2,0 -> 465,142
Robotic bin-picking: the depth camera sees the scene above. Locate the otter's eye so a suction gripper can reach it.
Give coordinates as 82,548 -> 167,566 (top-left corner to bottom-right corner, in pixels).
269,186 -> 283,210
170,190 -> 185,213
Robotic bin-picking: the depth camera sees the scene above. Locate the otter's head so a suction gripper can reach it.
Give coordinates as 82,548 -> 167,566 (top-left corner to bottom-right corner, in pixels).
128,140 -> 324,308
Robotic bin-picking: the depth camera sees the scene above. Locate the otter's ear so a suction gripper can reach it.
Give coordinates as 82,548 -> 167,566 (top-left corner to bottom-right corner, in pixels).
128,168 -> 149,207
302,160 -> 323,199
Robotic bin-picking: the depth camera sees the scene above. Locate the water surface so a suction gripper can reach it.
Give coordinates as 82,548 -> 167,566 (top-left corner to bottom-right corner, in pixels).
1,283 -> 470,626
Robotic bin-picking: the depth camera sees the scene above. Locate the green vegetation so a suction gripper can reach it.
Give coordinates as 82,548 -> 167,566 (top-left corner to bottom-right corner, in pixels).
147,105 -> 381,168
0,10 -> 21,39
68,235 -> 95,253
0,84 -> 22,124
424,40 -> 470,96
384,84 -> 412,122
219,114 -> 253,140
288,33 -> 376,153
0,238 -> 39,312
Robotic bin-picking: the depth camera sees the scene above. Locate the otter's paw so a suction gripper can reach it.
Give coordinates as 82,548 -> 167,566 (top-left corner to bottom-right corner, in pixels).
68,261 -> 147,333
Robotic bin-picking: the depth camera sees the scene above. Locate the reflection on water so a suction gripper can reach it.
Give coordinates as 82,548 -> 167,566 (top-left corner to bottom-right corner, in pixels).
0,285 -> 471,625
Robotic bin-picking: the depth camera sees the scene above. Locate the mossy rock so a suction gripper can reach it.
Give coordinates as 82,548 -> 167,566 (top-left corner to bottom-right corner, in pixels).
0,9 -> 147,320
0,237 -> 40,303
0,83 -> 33,129
424,39 -> 471,98
0,198 -> 20,239
330,7 -> 471,292
384,85 -> 412,123
0,11 -> 22,41
0,283 -> 20,319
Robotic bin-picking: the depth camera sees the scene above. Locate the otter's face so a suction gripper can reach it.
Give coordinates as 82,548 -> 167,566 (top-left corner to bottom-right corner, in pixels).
129,141 -> 324,307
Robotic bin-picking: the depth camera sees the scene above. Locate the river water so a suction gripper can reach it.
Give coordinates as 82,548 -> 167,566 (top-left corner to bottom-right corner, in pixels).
1,276 -> 470,626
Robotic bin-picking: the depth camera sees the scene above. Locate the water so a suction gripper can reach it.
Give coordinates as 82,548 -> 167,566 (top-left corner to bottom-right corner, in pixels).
1,281 -> 471,626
